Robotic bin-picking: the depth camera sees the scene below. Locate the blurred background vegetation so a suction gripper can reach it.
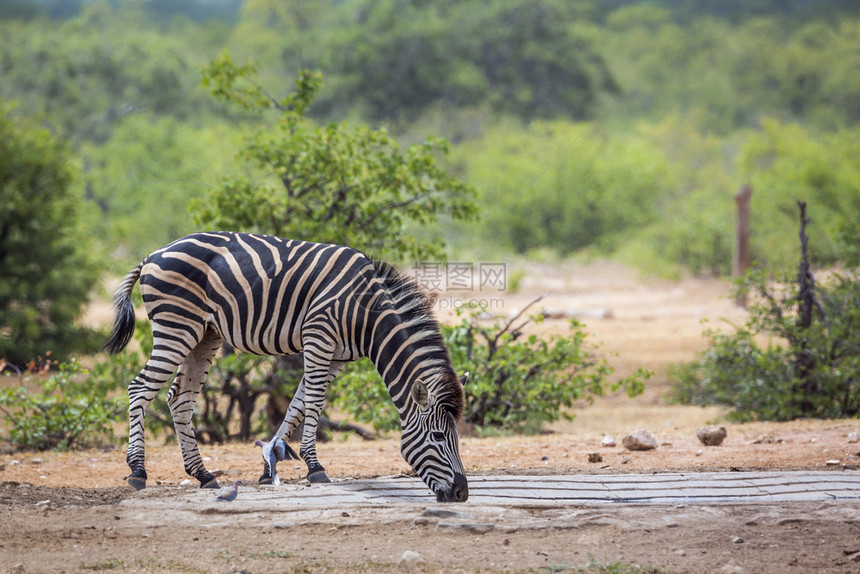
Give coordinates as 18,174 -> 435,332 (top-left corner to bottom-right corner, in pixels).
1,0 -> 859,439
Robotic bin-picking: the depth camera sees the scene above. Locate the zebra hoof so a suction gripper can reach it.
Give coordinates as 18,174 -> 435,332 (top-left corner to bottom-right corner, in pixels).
200,477 -> 221,489
258,475 -> 273,485
127,476 -> 147,491
307,469 -> 330,483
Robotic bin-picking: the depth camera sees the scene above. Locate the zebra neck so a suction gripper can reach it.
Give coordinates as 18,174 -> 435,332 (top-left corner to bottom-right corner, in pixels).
364,309 -> 446,414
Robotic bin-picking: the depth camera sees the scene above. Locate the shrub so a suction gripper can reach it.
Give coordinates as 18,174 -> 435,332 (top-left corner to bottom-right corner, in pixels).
330,299 -> 650,434
669,269 -> 860,421
0,358 -> 126,450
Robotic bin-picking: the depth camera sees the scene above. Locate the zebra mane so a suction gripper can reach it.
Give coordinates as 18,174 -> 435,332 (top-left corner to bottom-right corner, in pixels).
372,259 -> 465,419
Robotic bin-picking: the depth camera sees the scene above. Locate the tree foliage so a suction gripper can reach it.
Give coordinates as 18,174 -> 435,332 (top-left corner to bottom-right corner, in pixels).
0,105 -> 99,365
195,52 -> 478,262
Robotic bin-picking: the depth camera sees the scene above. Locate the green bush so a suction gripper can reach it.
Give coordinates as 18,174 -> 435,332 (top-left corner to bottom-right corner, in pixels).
0,359 -> 126,450
669,269 -> 860,421
330,302 -> 650,434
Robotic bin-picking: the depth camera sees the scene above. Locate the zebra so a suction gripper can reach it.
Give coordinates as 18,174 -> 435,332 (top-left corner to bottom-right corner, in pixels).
103,231 -> 469,502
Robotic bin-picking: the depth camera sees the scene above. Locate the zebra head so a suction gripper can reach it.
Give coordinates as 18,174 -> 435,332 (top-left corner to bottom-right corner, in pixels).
401,375 -> 469,503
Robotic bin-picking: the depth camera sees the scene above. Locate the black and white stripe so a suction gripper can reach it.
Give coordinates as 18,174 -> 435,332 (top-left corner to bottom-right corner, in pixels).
104,232 -> 468,501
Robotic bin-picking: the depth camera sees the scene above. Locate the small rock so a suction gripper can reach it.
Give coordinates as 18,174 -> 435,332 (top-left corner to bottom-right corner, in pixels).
601,436 -> 616,447
622,430 -> 658,451
587,453 -> 603,463
398,550 -> 426,571
720,562 -> 745,574
732,536 -> 744,544
620,456 -> 630,464
697,426 -> 727,446
696,449 -> 704,457
0,463 -> 5,471
502,538 -> 510,546
342,511 -> 350,517
10,460 -> 20,466
29,458 -> 42,465
421,508 -> 474,520
263,522 -> 295,530
847,432 -> 859,443
435,522 -> 494,534
11,564 -> 24,573
675,549 -> 686,556
826,460 -> 841,466
540,456 -> 549,461
179,479 -> 192,486
847,551 -> 860,563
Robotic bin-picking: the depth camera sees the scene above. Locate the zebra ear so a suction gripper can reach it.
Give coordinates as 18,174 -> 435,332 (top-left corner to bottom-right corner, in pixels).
411,379 -> 430,408
459,372 -> 469,386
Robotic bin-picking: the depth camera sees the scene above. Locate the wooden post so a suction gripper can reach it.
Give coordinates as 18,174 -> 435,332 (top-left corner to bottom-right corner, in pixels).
732,185 -> 753,307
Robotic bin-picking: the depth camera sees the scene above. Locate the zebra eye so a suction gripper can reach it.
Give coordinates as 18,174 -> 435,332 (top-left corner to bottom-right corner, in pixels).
430,431 -> 445,442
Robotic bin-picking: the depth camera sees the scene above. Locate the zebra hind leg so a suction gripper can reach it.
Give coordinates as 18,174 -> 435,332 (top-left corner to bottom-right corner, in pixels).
168,329 -> 223,489
126,344 -> 188,490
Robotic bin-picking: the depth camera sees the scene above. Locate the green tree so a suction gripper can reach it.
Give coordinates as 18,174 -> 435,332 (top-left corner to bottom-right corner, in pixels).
195,51 -> 478,262
180,53 -> 479,439
0,105 -> 98,365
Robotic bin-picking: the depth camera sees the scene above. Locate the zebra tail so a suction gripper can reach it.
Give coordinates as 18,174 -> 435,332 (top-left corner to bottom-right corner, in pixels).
102,262 -> 143,354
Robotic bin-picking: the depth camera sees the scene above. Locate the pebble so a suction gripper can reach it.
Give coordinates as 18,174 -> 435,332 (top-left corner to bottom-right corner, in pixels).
587,453 -> 603,463
847,432 -> 859,444
696,449 -> 703,457
29,458 -> 42,465
825,460 -> 841,466
397,550 -> 425,571
421,508 -> 474,520
601,436 -> 616,447
732,536 -> 744,544
622,430 -> 658,451
435,522 -> 494,534
675,549 -> 686,556
10,460 -> 20,466
697,426 -> 727,446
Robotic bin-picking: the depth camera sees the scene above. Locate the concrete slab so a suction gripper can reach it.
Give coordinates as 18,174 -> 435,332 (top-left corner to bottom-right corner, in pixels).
128,470 -> 860,511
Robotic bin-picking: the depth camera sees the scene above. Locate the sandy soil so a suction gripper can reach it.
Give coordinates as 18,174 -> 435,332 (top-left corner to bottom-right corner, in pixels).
2,261 -> 860,573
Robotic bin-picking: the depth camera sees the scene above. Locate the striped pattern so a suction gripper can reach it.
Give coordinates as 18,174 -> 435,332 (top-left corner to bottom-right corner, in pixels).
104,232 -> 468,501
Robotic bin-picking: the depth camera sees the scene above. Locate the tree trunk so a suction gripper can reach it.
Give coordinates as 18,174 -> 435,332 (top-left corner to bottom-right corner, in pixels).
733,185 -> 753,307
795,201 -> 818,411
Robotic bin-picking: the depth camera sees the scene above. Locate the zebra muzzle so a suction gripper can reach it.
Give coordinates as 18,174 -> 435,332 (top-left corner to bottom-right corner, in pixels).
435,472 -> 469,503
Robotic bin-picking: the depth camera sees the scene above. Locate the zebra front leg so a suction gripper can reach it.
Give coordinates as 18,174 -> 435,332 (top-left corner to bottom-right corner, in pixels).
260,377 -> 306,485
168,331 -> 222,488
297,361 -> 344,484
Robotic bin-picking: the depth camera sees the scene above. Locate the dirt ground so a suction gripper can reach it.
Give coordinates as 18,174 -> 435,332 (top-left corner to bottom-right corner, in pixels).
2,261 -> 860,573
